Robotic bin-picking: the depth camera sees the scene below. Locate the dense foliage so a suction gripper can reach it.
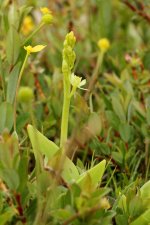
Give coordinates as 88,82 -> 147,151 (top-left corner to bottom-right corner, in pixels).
0,0 -> 150,224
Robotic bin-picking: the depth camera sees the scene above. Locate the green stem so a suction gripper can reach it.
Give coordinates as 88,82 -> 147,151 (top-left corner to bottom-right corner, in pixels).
13,52 -> 29,131
85,51 -> 104,100
69,85 -> 76,98
23,22 -> 44,45
60,73 -> 71,148
92,51 -> 104,81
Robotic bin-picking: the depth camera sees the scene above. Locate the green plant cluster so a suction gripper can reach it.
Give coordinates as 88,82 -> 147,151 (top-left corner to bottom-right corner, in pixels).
0,0 -> 150,224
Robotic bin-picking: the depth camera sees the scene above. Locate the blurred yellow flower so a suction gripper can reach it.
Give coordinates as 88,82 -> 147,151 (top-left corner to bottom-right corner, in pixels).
97,38 -> 110,52
40,7 -> 53,24
21,16 -> 34,36
40,7 -> 51,14
24,45 -> 46,55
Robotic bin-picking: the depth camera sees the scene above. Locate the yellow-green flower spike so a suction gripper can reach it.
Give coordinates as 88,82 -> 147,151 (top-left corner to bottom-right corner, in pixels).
62,32 -> 76,74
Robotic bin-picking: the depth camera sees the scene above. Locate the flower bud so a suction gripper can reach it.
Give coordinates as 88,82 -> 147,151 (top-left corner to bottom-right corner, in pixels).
69,51 -> 76,70
42,13 -> 53,24
65,31 -> 76,48
62,60 -> 69,74
18,87 -> 34,103
63,46 -> 72,59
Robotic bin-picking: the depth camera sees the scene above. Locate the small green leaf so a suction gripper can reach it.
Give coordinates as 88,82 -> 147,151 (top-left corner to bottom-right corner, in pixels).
0,102 -> 13,133
106,110 -> 120,130
119,123 -> 132,142
6,27 -> 21,65
112,151 -> 123,165
143,51 -> 150,70
112,95 -> 126,122
133,101 -> 146,118
77,160 -> 106,187
6,63 -> 21,104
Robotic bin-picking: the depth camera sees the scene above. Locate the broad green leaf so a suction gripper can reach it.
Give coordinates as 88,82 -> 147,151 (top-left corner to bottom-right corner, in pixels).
115,214 -> 128,225
1,13 -> 9,33
112,95 -> 126,122
112,151 -> 123,165
27,125 -> 79,183
106,110 -> 120,130
130,208 -> 150,225
146,108 -> 150,126
77,159 -> 106,187
16,112 -> 30,132
62,157 -> 79,182
48,154 -> 79,183
133,101 -> 146,118
51,208 -> 73,221
0,102 -> 13,133
38,171 -> 54,194
129,196 -> 143,218
6,27 -> 21,65
0,132 -> 19,169
27,124 -> 59,159
8,3 -> 19,28
140,181 -> 150,199
119,123 -> 131,142
6,63 -> 21,104
0,208 -> 16,225
0,168 -> 19,190
117,194 -> 127,212
143,51 -> 150,70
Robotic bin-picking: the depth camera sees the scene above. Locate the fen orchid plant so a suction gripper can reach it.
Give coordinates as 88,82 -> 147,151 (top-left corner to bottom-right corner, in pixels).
27,31 -> 106,187
60,31 -> 86,148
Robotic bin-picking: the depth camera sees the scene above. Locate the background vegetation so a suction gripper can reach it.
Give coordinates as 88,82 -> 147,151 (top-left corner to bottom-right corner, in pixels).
0,0 -> 150,224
